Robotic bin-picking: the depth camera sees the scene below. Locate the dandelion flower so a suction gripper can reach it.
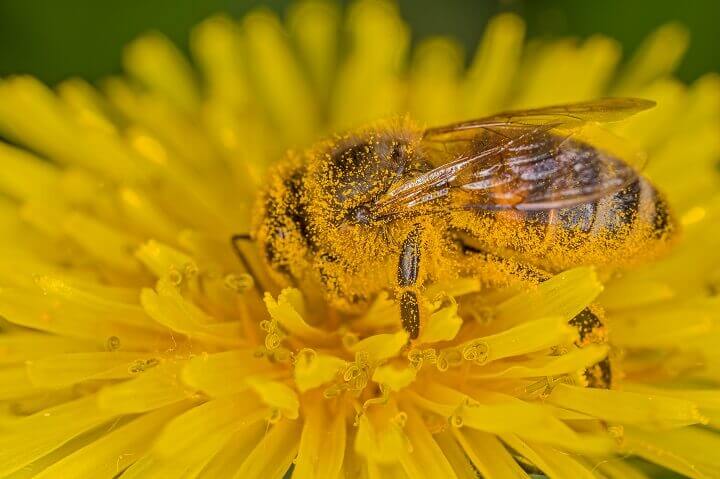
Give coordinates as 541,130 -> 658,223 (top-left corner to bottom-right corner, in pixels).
0,1 -> 719,478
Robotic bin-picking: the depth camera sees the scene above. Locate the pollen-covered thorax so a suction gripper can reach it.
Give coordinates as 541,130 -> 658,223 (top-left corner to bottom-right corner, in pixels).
251,122 -> 440,310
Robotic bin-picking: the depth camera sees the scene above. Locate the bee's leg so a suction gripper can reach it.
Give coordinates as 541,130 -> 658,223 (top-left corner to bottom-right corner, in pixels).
230,234 -> 268,295
457,240 -> 549,285
397,226 -> 423,339
458,242 -> 611,388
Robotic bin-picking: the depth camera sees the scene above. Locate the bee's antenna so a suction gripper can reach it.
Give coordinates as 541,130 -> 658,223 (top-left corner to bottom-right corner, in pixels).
230,234 -> 267,296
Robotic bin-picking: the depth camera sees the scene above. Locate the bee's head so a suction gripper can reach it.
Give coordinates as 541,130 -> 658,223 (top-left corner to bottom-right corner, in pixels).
309,124 -> 429,227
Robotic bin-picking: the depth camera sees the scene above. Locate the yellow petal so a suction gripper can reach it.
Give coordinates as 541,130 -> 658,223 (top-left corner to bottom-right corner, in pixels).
33,403 -> 187,479
0,141 -> 58,201
623,383 -> 720,414
243,10 -> 319,144
123,32 -> 199,112
461,316 -> 575,364
153,395 -> 266,461
502,435 -> 596,479
0,287 -> 164,349
409,384 -> 611,454
0,333 -> 97,365
135,240 -> 195,279
120,188 -> 180,244
57,78 -> 117,135
423,277 -> 481,300
464,13 -> 525,116
355,406 -> 408,464
452,428 -> 529,478
594,459 -> 651,479
141,283 -> 243,348
433,430 -> 480,479
0,395 -> 117,477
600,277 -> 675,310
548,383 -> 706,429
0,76 -> 146,181
408,37 -> 463,124
294,400 -> 346,479
194,425 -> 267,479
235,419 -> 303,479
615,23 -> 689,93
396,404 -> 457,479
32,274 -> 148,321
471,344 -> 608,379
614,78 -> 687,151
331,0 -> 408,128
63,212 -> 140,273
351,291 -> 399,332
0,366 -> 44,400
288,0 -> 340,102
512,35 -> 620,106
190,15 -> 251,110
348,330 -> 408,361
622,426 -> 720,479
372,364 -> 416,392
247,377 -> 300,420
26,352 -> 156,388
494,267 -> 602,330
294,350 -> 346,393
97,361 -> 195,414
608,300 -> 716,348
418,297 -> 463,344
264,289 -> 335,346
182,349 -> 282,397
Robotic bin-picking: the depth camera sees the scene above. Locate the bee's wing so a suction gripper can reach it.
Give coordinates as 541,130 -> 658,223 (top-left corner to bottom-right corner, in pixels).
424,97 -> 655,135
373,98 -> 653,219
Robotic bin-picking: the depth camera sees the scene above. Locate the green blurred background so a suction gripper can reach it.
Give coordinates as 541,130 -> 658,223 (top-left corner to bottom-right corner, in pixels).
0,0 -> 717,86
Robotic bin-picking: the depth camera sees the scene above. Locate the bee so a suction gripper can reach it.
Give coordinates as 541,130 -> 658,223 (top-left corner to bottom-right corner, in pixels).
241,98 -> 675,389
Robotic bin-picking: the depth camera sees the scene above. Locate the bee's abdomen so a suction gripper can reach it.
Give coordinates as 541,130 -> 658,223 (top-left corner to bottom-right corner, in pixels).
588,176 -> 672,239
587,177 -> 642,235
505,175 -> 674,274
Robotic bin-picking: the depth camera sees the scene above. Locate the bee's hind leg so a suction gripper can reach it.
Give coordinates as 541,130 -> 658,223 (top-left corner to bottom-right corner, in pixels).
456,240 -> 550,286
397,226 -> 423,339
457,241 -> 612,389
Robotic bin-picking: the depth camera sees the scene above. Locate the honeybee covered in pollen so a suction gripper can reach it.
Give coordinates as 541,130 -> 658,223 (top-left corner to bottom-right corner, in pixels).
243,98 -> 676,389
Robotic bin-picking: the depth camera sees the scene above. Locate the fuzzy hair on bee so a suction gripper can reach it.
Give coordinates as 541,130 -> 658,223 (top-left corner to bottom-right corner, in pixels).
246,98 -> 677,389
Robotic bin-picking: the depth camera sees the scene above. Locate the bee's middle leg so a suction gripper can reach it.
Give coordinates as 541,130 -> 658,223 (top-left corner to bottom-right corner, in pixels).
397,226 -> 423,339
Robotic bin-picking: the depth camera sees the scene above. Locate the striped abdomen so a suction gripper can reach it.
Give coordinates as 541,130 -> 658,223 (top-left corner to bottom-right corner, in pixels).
459,139 -> 675,273
514,184 -> 672,274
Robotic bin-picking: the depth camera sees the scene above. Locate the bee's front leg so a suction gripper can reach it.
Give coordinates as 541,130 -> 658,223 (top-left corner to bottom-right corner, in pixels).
397,225 -> 423,339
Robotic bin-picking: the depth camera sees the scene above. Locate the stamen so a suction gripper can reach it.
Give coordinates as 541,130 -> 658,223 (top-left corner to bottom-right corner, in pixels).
167,268 -> 183,286
128,358 -> 160,374
341,329 -> 359,349
408,348 -> 437,370
224,273 -> 254,293
462,340 -> 489,364
523,374 -> 575,399
436,347 -> 463,371
392,411 -> 408,428
362,384 -> 390,410
450,414 -> 464,428
106,336 -> 121,351
267,408 -> 283,424
260,319 -> 285,350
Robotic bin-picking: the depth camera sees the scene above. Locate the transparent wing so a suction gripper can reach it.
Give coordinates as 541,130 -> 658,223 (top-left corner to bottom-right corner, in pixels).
423,97 -> 656,135
372,98 -> 653,220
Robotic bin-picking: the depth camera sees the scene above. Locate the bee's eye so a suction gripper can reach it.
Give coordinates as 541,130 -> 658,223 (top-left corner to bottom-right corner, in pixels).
348,205 -> 372,225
